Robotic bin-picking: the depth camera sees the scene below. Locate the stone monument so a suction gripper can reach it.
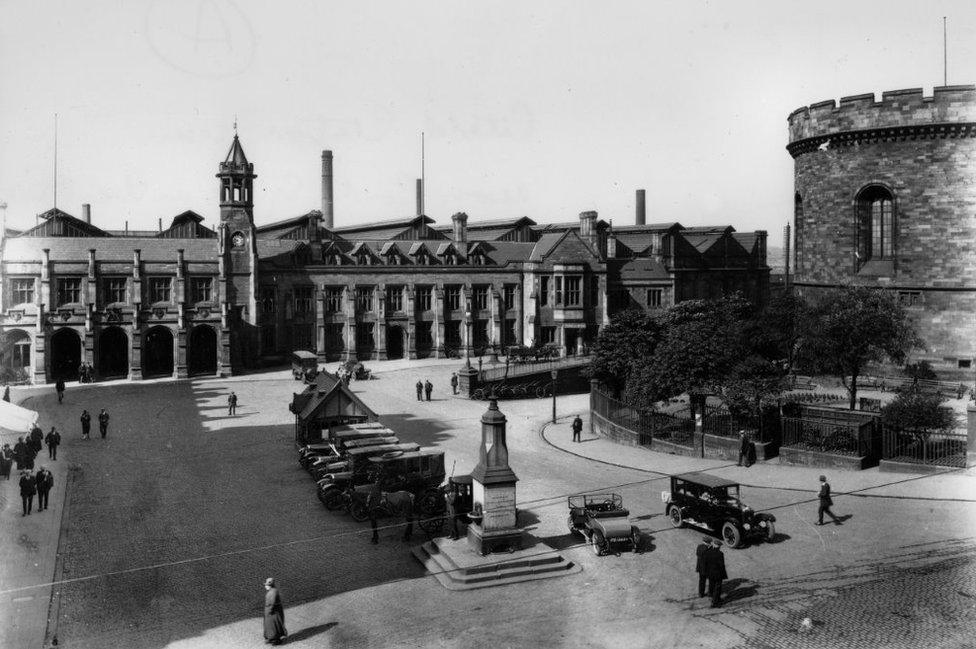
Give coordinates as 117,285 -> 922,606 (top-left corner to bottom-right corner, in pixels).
467,398 -> 521,554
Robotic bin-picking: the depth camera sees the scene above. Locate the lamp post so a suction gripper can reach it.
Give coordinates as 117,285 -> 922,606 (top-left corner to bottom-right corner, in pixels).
551,367 -> 558,423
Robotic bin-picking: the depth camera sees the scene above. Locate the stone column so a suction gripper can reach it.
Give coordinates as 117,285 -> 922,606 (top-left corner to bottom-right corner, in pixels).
376,286 -> 387,360
434,285 -> 445,358
468,399 -> 522,555
406,284 -> 418,359
490,285 -> 501,348
315,292 -> 326,361
344,284 -> 357,362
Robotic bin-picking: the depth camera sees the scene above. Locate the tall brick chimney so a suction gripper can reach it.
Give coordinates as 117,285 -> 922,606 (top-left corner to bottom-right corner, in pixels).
82,203 -> 91,224
321,150 -> 334,229
579,210 -> 598,251
451,211 -> 468,243
416,179 -> 424,216
635,189 -> 646,226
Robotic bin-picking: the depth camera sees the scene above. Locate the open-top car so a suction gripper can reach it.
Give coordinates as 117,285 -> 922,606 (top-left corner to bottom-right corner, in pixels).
567,493 -> 641,555
661,472 -> 776,548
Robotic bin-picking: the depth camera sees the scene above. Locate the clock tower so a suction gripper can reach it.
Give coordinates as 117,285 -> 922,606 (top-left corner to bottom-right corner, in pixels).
216,134 -> 259,373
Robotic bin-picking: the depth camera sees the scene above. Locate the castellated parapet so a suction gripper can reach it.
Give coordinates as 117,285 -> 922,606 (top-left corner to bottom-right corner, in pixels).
787,85 -> 976,368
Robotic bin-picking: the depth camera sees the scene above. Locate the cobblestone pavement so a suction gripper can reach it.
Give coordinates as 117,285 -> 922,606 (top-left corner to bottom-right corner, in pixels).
3,361 -> 976,648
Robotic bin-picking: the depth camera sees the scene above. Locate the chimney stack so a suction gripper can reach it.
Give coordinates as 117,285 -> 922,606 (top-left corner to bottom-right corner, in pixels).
635,189 -> 646,226
321,150 -> 334,230
82,203 -> 91,224
416,179 -> 424,216
579,210 -> 599,252
158,217 -> 163,232
451,211 -> 468,243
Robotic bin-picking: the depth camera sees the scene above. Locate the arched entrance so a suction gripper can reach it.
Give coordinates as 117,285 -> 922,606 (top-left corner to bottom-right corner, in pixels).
188,325 -> 217,376
50,328 -> 82,381
2,329 -> 32,379
143,326 -> 174,377
98,327 -> 129,379
387,325 -> 405,359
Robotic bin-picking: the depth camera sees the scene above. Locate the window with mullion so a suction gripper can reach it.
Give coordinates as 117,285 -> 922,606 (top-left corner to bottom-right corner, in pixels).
57,277 -> 82,306
12,278 -> 35,305
190,277 -> 213,303
473,286 -> 489,310
103,278 -> 127,304
148,277 -> 171,303
386,286 -> 404,312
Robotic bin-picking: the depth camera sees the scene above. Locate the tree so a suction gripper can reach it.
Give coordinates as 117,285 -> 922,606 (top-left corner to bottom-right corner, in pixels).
722,355 -> 789,424
880,389 -> 956,444
802,286 -> 921,410
746,292 -> 812,371
625,294 -> 752,412
586,309 -> 661,396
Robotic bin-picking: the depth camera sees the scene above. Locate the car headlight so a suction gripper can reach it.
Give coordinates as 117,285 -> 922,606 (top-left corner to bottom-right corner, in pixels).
743,523 -> 751,531
758,520 -> 767,528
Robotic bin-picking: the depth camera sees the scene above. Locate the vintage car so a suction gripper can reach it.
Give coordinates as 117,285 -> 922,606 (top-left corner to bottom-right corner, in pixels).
315,443 -> 421,507
291,350 -> 319,380
567,493 -> 641,555
661,472 -> 776,548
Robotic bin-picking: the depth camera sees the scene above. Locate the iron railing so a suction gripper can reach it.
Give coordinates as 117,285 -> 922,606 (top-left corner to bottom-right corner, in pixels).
478,354 -> 593,383
781,416 -> 874,457
881,428 -> 967,468
591,389 -> 694,448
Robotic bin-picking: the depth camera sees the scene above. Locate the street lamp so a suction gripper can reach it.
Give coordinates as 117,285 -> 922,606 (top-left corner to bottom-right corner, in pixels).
464,309 -> 472,368
551,367 -> 558,423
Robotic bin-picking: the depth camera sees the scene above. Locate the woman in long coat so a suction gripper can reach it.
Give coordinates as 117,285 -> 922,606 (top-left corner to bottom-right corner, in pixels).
263,577 -> 287,645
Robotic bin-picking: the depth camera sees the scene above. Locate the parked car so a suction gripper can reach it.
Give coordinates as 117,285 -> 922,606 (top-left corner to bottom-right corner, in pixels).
661,472 -> 776,548
291,350 -> 318,380
567,493 -> 641,555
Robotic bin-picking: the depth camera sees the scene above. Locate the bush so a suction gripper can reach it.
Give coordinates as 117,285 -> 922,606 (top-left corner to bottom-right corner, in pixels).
903,361 -> 938,381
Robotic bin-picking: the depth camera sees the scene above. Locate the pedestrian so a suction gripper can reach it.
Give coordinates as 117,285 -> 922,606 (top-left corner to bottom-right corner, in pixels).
98,408 -> 110,438
13,436 -> 28,470
262,577 -> 288,646
571,415 -> 583,443
24,436 -> 37,470
35,466 -> 53,511
30,424 -> 44,456
80,409 -> 91,440
227,392 -> 238,416
450,372 -> 459,395
55,378 -> 66,404
737,431 -> 752,467
445,485 -> 460,540
424,379 -> 433,401
45,427 -> 61,460
415,380 -> 423,401
817,475 -> 842,525
19,470 -> 36,516
0,444 -> 12,480
695,535 -> 711,597
87,362 -> 95,382
705,539 -> 728,608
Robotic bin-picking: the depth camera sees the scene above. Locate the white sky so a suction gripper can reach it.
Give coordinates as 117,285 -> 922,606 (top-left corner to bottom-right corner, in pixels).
2,0 -> 975,241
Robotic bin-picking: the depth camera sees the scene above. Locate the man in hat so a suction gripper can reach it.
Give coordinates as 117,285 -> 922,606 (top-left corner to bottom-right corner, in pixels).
227,392 -> 238,416
55,378 -> 66,404
424,379 -> 433,401
817,475 -> 842,525
695,536 -> 711,597
13,436 -> 28,470
262,577 -> 287,645
737,430 -> 751,467
98,408 -> 110,438
445,484 -> 460,541
19,470 -> 36,516
705,538 -> 728,608
35,466 -> 53,511
571,415 -> 583,443
450,372 -> 459,395
45,427 -> 61,460
415,380 -> 423,401
80,410 -> 92,440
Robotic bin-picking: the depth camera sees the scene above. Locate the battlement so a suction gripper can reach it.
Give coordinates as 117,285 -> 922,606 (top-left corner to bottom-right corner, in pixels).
788,85 -> 976,144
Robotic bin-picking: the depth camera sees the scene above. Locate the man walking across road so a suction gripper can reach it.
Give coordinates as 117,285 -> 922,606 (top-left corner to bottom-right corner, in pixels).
695,536 -> 711,597
80,409 -> 92,440
227,392 -> 238,416
35,466 -> 53,511
571,415 -> 583,443
705,539 -> 728,608
45,427 -> 61,460
450,372 -> 458,395
415,380 -> 423,401
98,409 -> 110,438
424,379 -> 433,401
817,475 -> 842,526
55,378 -> 65,404
19,470 -> 36,516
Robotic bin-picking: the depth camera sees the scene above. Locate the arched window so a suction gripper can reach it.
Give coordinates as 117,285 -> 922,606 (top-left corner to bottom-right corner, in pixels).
793,193 -> 803,274
856,186 -> 895,269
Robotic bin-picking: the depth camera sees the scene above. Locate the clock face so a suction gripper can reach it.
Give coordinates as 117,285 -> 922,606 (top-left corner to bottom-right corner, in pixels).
231,232 -> 245,248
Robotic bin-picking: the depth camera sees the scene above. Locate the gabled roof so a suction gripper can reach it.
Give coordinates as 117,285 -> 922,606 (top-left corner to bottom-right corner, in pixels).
224,135 -> 249,165
18,208 -> 110,238
379,241 -> 402,256
407,242 -> 431,255
333,215 -> 433,234
611,222 -> 684,233
295,372 -> 379,422
529,232 -> 564,261
171,210 -> 205,225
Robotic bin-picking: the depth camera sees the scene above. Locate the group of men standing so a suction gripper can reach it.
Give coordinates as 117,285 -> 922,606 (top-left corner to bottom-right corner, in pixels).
79,409 -> 111,440
415,379 -> 434,401
695,537 -> 728,608
18,466 -> 54,516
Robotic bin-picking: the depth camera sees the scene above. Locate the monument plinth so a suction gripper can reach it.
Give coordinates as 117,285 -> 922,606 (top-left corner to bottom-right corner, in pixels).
467,398 -> 522,555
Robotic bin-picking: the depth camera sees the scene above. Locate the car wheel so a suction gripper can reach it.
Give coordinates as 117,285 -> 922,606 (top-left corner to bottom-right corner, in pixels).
631,526 -> 642,553
321,488 -> 344,511
350,501 -> 371,523
668,505 -> 684,528
590,531 -> 606,556
765,521 -> 776,542
722,521 -> 743,549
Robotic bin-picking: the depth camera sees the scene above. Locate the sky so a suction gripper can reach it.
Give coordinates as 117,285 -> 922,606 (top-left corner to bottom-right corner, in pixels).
2,0 -> 975,242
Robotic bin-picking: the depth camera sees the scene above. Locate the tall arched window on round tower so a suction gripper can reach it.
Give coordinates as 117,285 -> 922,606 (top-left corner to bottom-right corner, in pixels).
855,185 -> 895,273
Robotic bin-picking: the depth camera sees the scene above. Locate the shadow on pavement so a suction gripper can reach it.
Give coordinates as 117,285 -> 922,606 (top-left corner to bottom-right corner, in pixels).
722,577 -> 758,603
284,621 -> 337,643
379,413 -> 453,447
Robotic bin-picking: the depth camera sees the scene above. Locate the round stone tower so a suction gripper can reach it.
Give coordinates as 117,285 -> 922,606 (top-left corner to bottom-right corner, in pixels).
787,85 -> 976,370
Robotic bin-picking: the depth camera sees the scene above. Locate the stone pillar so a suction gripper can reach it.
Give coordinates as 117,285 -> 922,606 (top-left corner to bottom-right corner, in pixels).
344,285 -> 357,362
490,285 -> 501,348
376,286 -> 387,360
130,327 -> 142,381
968,405 -> 976,468
434,285 -> 445,358
316,293 -> 326,361
468,399 -> 522,555
176,328 -> 187,379
33,321 -> 47,385
406,284 -> 418,359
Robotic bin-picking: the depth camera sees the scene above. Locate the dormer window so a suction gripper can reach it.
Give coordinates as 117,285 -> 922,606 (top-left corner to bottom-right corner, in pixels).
357,253 -> 371,266
445,252 -> 457,265
417,251 -> 428,265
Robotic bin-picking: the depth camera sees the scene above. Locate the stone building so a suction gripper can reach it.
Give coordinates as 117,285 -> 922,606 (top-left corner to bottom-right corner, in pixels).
0,135 -> 769,384
788,85 -> 976,369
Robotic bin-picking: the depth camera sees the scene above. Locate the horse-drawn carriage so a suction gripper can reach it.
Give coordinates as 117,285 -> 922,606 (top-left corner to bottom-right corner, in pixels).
315,442 -> 421,507
343,450 -> 449,528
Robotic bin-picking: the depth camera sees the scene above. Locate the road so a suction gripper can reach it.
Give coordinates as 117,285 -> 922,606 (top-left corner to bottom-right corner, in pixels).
1,359 -> 974,648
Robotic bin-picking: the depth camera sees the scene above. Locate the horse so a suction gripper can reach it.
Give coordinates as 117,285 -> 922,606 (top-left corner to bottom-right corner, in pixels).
350,484 -> 416,544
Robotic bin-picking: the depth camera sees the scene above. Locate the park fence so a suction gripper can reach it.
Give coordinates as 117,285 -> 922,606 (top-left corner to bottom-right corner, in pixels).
881,425 -> 967,468
591,389 -> 693,448
781,406 -> 879,458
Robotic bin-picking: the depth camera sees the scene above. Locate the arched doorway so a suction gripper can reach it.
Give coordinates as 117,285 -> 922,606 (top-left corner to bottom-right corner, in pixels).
143,326 -> 174,377
188,325 -> 217,376
50,328 -> 82,381
98,327 -> 129,379
387,325 -> 404,359
2,329 -> 32,380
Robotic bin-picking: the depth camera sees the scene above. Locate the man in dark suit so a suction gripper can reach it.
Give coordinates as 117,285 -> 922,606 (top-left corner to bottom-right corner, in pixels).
737,431 -> 751,467
19,470 -> 36,516
80,410 -> 92,440
817,475 -> 841,525
424,379 -> 433,401
98,409 -> 110,438
45,427 -> 61,460
55,379 -> 65,404
35,467 -> 53,511
571,415 -> 583,443
695,536 -> 711,597
445,486 -> 460,540
415,380 -> 423,401
705,539 -> 728,607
